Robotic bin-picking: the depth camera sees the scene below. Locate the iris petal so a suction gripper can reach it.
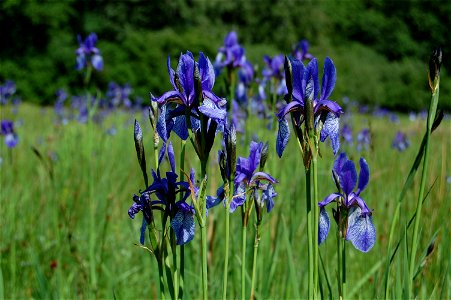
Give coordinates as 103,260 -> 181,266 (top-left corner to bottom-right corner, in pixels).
346,206 -> 376,252
318,207 -> 330,244
340,160 -> 357,195
320,57 -> 336,101
357,157 -> 370,193
276,118 -> 290,158
171,210 -> 195,245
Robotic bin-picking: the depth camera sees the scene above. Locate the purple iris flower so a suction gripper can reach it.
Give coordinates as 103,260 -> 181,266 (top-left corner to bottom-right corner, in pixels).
276,57 -> 343,157
106,82 -> 132,107
293,39 -> 314,61
231,141 -> 278,212
215,31 -> 247,70
262,54 -> 285,81
356,128 -> 371,152
75,33 -> 103,71
128,142 -> 195,245
341,123 -> 353,145
392,131 -> 410,152
153,51 -> 226,143
0,80 -> 16,105
318,153 -> 375,252
1,120 -> 18,148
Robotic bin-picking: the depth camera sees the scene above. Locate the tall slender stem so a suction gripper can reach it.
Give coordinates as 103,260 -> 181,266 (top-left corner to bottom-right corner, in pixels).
305,168 -> 314,299
223,180 -> 233,299
157,251 -> 166,300
408,82 -> 439,296
337,229 -> 343,299
179,140 -> 186,299
241,220 -> 247,300
250,222 -> 261,300
200,161 -> 208,300
312,155 -> 319,297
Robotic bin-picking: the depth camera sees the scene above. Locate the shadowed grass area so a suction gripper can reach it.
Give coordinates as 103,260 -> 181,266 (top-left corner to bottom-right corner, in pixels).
1,103 -> 449,298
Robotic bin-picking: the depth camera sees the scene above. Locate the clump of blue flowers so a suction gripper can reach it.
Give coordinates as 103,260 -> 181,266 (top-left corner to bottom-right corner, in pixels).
1,120 -> 19,148
318,153 -> 376,252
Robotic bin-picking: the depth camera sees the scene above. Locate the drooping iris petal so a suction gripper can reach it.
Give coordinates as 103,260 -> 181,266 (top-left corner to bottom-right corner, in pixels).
318,207 -> 330,244
250,171 -> 278,185
156,105 -> 171,142
198,98 -> 227,122
320,112 -> 340,155
318,192 -> 341,208
262,184 -> 277,213
339,160 -> 357,196
230,183 -> 246,213
276,118 -> 290,158
91,54 -> 103,71
172,115 -> 189,141
171,210 -> 195,245
346,206 -> 376,252
357,157 -> 370,193
167,142 -> 176,173
206,185 -> 225,210
320,57 -> 336,101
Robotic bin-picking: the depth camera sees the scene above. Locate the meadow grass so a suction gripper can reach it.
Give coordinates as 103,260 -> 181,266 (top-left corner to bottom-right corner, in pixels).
1,103 -> 450,298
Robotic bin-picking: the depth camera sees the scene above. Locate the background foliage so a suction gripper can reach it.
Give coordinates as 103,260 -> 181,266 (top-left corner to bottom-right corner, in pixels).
1,0 -> 450,110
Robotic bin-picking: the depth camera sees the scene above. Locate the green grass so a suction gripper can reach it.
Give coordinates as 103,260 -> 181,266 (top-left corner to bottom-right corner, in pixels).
1,103 -> 450,298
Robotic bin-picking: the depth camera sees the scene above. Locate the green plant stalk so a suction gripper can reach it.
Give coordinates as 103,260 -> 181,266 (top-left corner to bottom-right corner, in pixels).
250,221 -> 261,300
337,229 -> 343,299
241,218 -> 247,300
305,168 -> 314,299
408,81 -> 439,296
312,155 -> 319,298
179,139 -> 186,299
342,240 -> 346,300
200,160 -> 208,300
157,250 -> 166,300
170,231 -> 179,300
222,180 -> 233,299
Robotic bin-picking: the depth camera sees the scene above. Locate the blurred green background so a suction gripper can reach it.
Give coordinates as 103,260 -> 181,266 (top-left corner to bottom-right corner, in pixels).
1,0 -> 450,111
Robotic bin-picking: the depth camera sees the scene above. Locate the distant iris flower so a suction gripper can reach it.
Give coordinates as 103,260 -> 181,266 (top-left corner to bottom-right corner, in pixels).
318,153 -> 376,252
128,142 -> 195,245
106,82 -> 132,108
0,80 -> 16,105
153,51 -> 226,142
293,39 -> 314,61
231,141 -> 278,212
392,131 -> 410,152
262,54 -> 285,81
75,33 -> 103,71
215,31 -> 247,69
356,128 -> 371,152
1,120 -> 18,148
341,123 -> 353,145
276,57 -> 343,156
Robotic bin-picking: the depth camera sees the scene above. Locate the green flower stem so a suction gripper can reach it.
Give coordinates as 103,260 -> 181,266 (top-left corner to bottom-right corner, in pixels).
200,160 -> 208,300
170,231 -> 179,300
179,139 -> 186,299
250,221 -> 261,300
157,250 -> 166,299
222,180 -> 234,299
241,218 -> 247,300
305,167 -> 314,300
408,76 -> 439,296
312,155 -> 319,298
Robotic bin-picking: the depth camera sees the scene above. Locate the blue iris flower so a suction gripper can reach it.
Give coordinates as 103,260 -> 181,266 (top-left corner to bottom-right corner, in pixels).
276,57 -> 343,157
318,153 -> 376,252
128,142 -> 195,245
